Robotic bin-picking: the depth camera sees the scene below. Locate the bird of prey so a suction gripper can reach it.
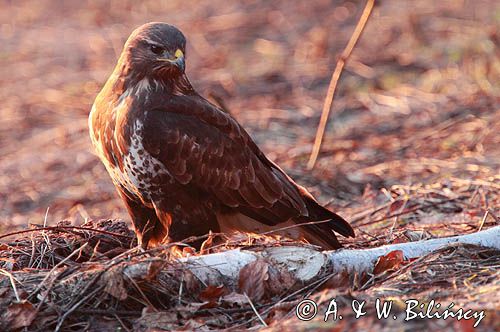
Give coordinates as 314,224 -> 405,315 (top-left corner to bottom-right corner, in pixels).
89,22 -> 354,250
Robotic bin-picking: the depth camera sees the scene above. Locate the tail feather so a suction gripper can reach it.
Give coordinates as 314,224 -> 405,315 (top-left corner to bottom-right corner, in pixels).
302,222 -> 341,249
295,196 -> 355,250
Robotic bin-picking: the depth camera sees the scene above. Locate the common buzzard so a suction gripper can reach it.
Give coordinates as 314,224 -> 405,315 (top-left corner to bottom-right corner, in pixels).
89,22 -> 354,250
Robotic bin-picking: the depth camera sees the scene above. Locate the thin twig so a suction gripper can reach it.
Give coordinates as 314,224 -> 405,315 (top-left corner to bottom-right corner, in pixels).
29,242 -> 89,303
123,272 -> 156,308
478,210 -> 490,231
231,276 -> 329,329
114,313 -> 133,332
0,269 -> 21,302
0,225 -> 133,241
308,0 -> 376,169
244,292 -> 268,327
54,285 -> 104,332
355,196 -> 466,227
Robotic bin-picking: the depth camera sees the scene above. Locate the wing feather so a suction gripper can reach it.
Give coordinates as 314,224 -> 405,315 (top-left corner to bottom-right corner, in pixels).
141,95 -> 303,225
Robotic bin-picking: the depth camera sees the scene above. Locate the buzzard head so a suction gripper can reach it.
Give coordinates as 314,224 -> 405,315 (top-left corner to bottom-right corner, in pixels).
120,22 -> 187,81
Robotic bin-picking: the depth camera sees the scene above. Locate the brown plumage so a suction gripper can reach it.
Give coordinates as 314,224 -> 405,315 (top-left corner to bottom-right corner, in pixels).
89,22 -> 354,250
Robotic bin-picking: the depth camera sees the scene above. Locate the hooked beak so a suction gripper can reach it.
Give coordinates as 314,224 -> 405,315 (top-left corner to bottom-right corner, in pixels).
157,49 -> 185,73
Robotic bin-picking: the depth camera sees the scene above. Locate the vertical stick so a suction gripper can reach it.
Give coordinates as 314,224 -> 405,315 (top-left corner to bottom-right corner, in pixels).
307,0 -> 376,169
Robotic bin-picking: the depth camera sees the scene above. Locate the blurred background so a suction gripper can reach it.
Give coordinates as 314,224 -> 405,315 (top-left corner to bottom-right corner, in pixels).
0,0 -> 499,234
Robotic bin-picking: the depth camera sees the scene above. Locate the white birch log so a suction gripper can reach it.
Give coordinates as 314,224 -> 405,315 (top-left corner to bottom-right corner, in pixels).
181,226 -> 500,284
328,225 -> 499,274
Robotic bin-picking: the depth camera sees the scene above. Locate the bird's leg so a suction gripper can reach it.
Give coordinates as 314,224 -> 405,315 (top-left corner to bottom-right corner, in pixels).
117,189 -> 160,252
136,218 -> 157,251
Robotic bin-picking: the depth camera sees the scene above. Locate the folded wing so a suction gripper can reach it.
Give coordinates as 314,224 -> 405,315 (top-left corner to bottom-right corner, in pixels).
142,94 -> 354,248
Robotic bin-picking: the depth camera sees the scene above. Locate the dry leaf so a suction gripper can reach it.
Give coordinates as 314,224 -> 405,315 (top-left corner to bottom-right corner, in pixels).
404,229 -> 433,242
391,235 -> 408,244
388,200 -> 405,214
265,264 -> 296,297
102,267 -> 127,300
145,260 -> 164,281
199,284 -> 226,302
373,250 -> 405,275
324,269 -> 351,290
134,308 -> 180,331
182,269 -> 201,294
221,292 -> 248,307
182,318 -> 212,331
238,258 -> 269,302
458,317 -> 476,332
2,301 -> 37,330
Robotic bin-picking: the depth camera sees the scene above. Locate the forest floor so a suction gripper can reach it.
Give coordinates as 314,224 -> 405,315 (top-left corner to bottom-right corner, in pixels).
0,0 -> 499,331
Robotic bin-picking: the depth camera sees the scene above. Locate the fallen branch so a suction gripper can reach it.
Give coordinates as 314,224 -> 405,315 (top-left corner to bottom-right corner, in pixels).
182,226 -> 500,283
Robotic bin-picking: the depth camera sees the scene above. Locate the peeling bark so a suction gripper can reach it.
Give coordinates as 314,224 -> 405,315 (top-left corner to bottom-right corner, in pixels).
181,226 -> 500,283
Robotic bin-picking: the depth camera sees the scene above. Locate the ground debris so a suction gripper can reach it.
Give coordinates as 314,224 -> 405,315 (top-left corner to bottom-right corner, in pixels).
0,0 -> 499,330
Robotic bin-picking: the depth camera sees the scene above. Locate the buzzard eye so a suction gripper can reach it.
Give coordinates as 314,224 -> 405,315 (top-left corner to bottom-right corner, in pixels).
150,45 -> 164,55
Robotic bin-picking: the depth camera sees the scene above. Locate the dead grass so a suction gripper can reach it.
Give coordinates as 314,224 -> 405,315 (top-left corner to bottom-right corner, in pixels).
0,0 -> 499,330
